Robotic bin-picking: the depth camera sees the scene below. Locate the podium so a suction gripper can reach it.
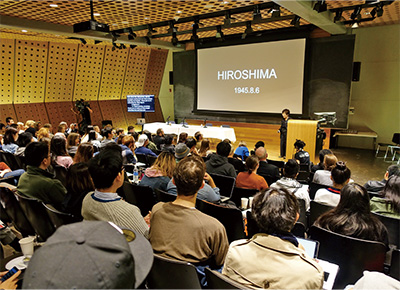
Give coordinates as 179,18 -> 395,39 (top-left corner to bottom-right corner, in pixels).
286,120 -> 319,163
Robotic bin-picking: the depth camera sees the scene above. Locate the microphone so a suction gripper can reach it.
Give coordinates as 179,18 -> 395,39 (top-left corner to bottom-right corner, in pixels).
166,116 -> 170,124
181,117 -> 188,128
203,118 -> 207,128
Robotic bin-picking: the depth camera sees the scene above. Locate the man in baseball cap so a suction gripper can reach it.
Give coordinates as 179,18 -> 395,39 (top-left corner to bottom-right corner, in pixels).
23,221 -> 153,289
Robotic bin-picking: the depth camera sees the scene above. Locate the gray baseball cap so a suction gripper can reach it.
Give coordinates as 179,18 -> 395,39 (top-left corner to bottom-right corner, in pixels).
175,143 -> 190,160
22,221 -> 153,289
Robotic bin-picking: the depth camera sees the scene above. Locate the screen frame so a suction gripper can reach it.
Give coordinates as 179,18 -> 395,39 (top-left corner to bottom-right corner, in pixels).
126,94 -> 155,113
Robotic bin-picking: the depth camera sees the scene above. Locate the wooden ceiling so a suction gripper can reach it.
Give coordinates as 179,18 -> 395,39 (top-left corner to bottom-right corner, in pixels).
0,0 -> 399,45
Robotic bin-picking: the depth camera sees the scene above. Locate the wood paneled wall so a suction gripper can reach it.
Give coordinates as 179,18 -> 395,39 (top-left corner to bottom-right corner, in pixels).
0,39 -> 167,129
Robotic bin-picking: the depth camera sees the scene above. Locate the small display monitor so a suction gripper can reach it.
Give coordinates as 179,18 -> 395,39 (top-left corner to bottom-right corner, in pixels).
127,95 -> 155,113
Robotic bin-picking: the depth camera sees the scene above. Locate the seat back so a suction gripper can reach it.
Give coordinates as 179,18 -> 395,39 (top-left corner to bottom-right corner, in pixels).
205,268 -> 245,289
296,171 -> 310,184
146,254 -> 202,289
309,226 -> 387,288
230,187 -> 258,208
0,151 -> 24,170
309,182 -> 330,200
208,173 -> 236,199
299,164 -> 310,172
0,187 -> 35,236
42,203 -> 76,228
373,212 -> 400,248
122,182 -> 156,216
259,174 -> 278,187
14,192 -> 56,241
136,154 -> 149,167
147,155 -> 157,166
266,159 -> 284,174
390,249 -> 400,280
52,164 -> 68,187
154,188 -> 176,203
196,199 -> 245,243
309,201 -> 334,228
297,198 -> 307,228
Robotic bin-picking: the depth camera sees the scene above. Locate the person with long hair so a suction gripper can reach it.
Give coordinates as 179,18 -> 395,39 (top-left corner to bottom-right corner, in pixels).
312,153 -> 338,186
66,132 -> 80,156
62,162 -> 95,221
370,175 -> 400,219
2,127 -> 19,153
185,137 -> 199,156
198,139 -> 212,158
314,183 -> 388,245
120,135 -> 136,164
178,132 -> 188,144
15,131 -> 33,157
139,151 -> 176,191
223,188 -> 324,289
235,155 -> 268,190
51,136 -> 73,168
73,142 -> 94,164
314,161 -> 351,207
36,127 -> 50,141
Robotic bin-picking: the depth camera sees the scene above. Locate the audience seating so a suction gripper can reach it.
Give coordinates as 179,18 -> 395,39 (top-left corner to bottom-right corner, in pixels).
147,155 -> 157,166
299,164 -> 310,172
208,173 -> 235,201
296,171 -> 310,184
52,164 -> 68,187
13,191 -> 56,241
154,188 -> 176,203
297,198 -> 307,228
205,268 -> 246,289
230,187 -> 258,208
259,174 -> 278,187
309,182 -> 330,200
308,201 -> 334,228
119,182 -> 156,217
196,199 -> 246,243
266,159 -> 284,174
309,225 -> 387,289
0,151 -> 25,170
373,212 -> 400,249
43,203 -> 76,227
390,249 -> 400,280
136,154 -> 149,167
146,254 -> 202,289
291,222 -> 306,238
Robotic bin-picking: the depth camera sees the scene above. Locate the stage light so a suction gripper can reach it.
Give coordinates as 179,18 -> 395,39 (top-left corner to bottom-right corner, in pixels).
127,28 -> 136,40
334,9 -> 344,22
146,25 -> 157,38
241,21 -> 253,39
351,6 -> 362,20
253,5 -> 262,22
268,5 -> 281,18
352,22 -> 359,29
313,0 -> 327,13
215,25 -> 224,40
171,32 -> 179,46
144,36 -> 151,45
290,15 -> 301,28
167,21 -> 177,34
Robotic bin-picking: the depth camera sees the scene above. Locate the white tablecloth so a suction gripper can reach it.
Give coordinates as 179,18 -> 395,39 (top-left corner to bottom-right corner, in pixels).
143,122 -> 236,142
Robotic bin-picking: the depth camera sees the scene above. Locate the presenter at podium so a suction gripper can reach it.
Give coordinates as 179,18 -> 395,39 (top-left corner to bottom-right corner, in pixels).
278,108 -> 290,159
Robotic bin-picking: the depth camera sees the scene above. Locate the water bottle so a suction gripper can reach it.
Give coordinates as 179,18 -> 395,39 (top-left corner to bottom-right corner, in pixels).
133,166 -> 139,183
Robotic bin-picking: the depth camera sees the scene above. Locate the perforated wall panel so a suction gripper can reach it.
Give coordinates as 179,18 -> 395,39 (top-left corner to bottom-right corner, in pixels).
0,104 -> 17,122
120,100 -> 142,127
45,42 -> 78,102
143,48 -> 168,98
45,101 -> 76,128
98,46 -> 129,100
0,39 -> 15,104
145,98 -> 164,123
73,44 -> 105,101
14,103 -> 49,124
14,40 -> 48,103
121,47 -> 151,98
98,100 -> 127,130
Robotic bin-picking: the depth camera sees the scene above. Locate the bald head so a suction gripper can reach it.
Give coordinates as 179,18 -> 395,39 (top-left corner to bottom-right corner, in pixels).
255,146 -> 267,161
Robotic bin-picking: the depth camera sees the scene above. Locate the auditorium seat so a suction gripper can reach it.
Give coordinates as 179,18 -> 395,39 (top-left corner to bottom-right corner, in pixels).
309,182 -> 330,200
43,203 -> 77,227
308,201 -> 334,228
373,212 -> 400,249
120,182 -> 156,217
390,249 -> 400,280
230,187 -> 257,208
209,173 -> 235,201
154,188 -> 176,203
205,268 -> 246,289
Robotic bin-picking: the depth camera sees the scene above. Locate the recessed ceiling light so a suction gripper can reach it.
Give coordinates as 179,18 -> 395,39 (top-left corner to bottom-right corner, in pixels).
176,10 -> 182,14
144,17 -> 150,20
93,13 -> 100,16
223,1 -> 229,4
21,30 -> 28,32
205,5 -> 213,8
121,21 -> 129,24
49,4 -> 58,7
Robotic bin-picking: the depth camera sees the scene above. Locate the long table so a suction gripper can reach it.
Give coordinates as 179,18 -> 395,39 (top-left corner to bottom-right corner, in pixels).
143,122 -> 236,142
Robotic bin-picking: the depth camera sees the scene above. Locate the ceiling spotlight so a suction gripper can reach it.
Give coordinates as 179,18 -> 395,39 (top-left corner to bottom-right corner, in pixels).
351,6 -> 362,20
130,44 -> 137,49
215,25 -> 224,41
146,25 -> 157,38
268,5 -> 281,18
167,21 -> 178,34
313,0 -> 327,13
334,9 -> 344,22
144,36 -> 151,45
127,28 -> 136,40
171,32 -> 179,46
352,22 -> 359,29
242,21 -> 253,39
290,15 -> 301,28
224,11 -> 236,27
253,5 -> 262,22
376,3 -> 384,17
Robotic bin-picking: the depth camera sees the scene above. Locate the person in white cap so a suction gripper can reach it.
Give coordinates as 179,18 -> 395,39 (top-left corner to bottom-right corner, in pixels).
134,134 -> 157,157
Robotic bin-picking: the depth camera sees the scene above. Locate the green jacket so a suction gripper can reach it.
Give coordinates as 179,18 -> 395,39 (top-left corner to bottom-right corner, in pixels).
17,165 -> 67,209
370,196 -> 400,219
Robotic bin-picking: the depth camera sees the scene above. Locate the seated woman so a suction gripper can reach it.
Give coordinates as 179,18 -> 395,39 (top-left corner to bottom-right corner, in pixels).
370,175 -> 400,219
51,136 -> 73,168
294,139 -> 310,167
315,183 -> 388,246
15,131 -> 33,157
235,155 -> 268,191
312,153 -> 338,186
314,161 -> 351,207
120,135 -> 136,164
73,143 -> 94,164
194,131 -> 203,150
139,152 -> 175,192
234,141 -> 249,161
223,188 -> 324,289
2,127 -> 19,154
87,130 -> 101,152
185,137 -> 199,156
198,139 -> 212,158
66,132 -> 80,157
178,132 -> 188,144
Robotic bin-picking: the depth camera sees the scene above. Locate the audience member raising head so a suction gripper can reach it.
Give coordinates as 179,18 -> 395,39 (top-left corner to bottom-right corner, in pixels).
51,135 -> 73,168
205,141 -> 236,178
153,128 -> 165,150
140,152 -> 176,191
315,183 -> 388,246
255,146 -> 280,182
185,137 -> 199,156
25,120 -> 36,136
235,155 -> 268,191
2,127 -> 19,153
160,134 -> 175,154
36,127 -> 50,141
312,153 -> 338,186
370,175 -> 400,218
194,131 -> 203,149
135,134 -> 157,157
250,141 -> 265,155
222,188 -> 324,289
73,142 -> 94,164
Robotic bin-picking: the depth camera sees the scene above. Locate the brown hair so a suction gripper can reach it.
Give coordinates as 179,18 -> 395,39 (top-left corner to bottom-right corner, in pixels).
323,154 -> 338,171
199,139 -> 210,157
173,155 -> 205,196
122,135 -> 135,149
245,155 -> 259,174
74,142 -> 94,164
67,133 -> 80,149
66,162 -> 95,196
150,151 -> 176,178
178,132 -> 188,143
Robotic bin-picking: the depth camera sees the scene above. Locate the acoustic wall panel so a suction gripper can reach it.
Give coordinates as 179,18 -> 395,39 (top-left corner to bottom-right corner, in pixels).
14,40 -> 48,103
120,100 -> 142,127
45,42 -> 78,102
98,46 -> 129,100
0,104 -> 17,122
145,97 -> 164,123
0,39 -> 15,104
121,47 -> 151,98
45,101 -> 76,128
143,48 -> 168,98
14,103 -> 49,124
98,100 -> 127,129
73,44 -> 105,101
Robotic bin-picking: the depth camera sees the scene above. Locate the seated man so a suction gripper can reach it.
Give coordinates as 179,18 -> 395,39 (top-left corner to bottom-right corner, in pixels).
255,146 -> 280,182
222,188 -> 323,289
82,147 -> 149,238
135,134 -> 157,157
364,164 -> 400,193
206,141 -> 236,178
149,156 -> 228,269
17,142 -> 67,209
270,159 -> 310,210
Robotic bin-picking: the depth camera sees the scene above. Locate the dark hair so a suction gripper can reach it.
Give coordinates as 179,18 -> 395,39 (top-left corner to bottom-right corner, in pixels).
331,161 -> 351,185
216,141 -> 231,157
127,125 -> 134,132
185,137 -> 197,149
66,162 -> 95,197
131,131 -> 139,142
315,183 -> 388,243
88,130 -> 96,142
67,133 -> 80,148
294,139 -> 306,149
143,130 -> 153,142
178,132 -> 188,143
319,149 -> 333,164
254,141 -> 265,149
387,165 -> 400,178
116,128 -> 124,135
0,123 -> 5,130
3,127 -> 18,145
51,136 -> 69,159
17,132 -> 33,147
164,134 -> 173,145
5,117 -> 13,124
282,109 -> 290,115
25,142 -> 49,167
252,188 -> 299,234
245,155 -> 259,174
283,159 -> 299,179
102,128 -> 113,139
89,149 -> 123,189
194,131 -> 203,142
380,175 -> 400,214
173,155 -> 205,196
74,143 -> 94,164
116,134 -> 125,144
156,128 -> 163,136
